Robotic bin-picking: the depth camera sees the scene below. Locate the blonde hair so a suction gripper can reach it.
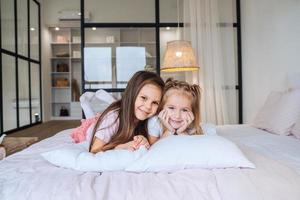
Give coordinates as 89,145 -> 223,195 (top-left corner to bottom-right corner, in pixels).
159,78 -> 203,135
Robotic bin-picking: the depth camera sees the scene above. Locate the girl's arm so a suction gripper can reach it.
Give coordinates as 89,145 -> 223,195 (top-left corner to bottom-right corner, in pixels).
90,137 -> 106,153
148,135 -> 159,145
114,141 -> 136,151
161,129 -> 173,138
90,138 -> 136,153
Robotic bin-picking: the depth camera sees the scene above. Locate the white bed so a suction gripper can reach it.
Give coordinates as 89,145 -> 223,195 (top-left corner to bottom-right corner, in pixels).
0,125 -> 300,200
218,124 -> 300,174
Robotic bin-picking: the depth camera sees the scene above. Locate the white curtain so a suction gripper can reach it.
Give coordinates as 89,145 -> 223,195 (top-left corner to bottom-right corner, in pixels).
183,0 -> 237,125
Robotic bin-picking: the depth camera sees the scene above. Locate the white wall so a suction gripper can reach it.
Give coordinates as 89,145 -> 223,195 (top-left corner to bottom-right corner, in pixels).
42,0 -> 180,26
241,0 -> 300,123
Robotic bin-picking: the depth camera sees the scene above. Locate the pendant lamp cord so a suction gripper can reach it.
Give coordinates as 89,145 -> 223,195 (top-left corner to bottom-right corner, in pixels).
177,0 -> 180,40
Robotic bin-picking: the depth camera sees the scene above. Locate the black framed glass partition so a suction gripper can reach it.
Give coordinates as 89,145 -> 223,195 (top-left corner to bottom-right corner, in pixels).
0,0 -> 42,135
80,0 -> 242,123
81,0 -> 185,94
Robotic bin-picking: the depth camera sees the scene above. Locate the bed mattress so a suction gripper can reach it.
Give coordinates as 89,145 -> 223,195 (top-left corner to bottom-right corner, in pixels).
0,126 -> 299,200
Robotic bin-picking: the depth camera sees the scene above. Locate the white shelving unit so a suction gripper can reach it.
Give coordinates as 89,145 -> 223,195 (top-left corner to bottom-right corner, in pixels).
50,27 -> 82,120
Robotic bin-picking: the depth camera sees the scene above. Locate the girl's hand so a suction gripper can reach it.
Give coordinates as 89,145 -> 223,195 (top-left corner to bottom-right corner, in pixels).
158,109 -> 175,133
114,135 -> 150,151
133,135 -> 150,149
114,141 -> 136,151
177,111 -> 194,134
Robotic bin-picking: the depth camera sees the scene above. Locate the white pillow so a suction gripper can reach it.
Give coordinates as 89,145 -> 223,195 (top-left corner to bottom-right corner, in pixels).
41,142 -> 147,172
252,90 -> 300,135
125,135 -> 255,173
80,90 -> 116,119
291,117 -> 300,139
201,123 -> 217,135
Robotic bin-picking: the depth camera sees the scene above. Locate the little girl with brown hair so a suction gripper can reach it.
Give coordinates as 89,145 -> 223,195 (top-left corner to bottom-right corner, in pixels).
89,71 -> 165,153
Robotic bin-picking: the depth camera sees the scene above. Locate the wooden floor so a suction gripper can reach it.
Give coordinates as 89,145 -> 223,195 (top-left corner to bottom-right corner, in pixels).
8,120 -> 81,142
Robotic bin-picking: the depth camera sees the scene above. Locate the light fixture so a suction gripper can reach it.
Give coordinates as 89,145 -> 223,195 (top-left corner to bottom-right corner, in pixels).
30,27 -> 35,31
92,27 -> 97,31
161,40 -> 198,72
161,0 -> 199,72
55,27 -> 60,31
77,12 -> 81,16
166,27 -> 171,30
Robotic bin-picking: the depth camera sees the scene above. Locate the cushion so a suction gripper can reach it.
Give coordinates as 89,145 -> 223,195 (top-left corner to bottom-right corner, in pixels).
291,117 -> 300,139
288,72 -> 300,90
252,90 -> 300,135
125,135 -> 255,173
80,90 -> 116,119
201,123 -> 217,135
41,142 -> 147,172
70,114 -> 99,143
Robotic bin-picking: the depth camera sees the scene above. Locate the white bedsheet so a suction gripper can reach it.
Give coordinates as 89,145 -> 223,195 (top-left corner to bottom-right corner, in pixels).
217,124 -> 300,174
0,127 -> 300,200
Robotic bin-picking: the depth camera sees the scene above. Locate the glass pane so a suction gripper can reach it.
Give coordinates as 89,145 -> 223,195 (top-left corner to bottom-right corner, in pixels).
221,27 -> 238,124
160,0 -> 183,23
17,0 -> 28,57
159,27 -> 186,81
18,59 -> 30,127
30,0 -> 39,60
1,0 -> 15,52
84,27 -> 156,89
31,63 -> 41,122
85,0 -> 155,23
218,0 -> 236,23
84,47 -> 112,89
2,54 -> 17,131
116,47 -> 146,88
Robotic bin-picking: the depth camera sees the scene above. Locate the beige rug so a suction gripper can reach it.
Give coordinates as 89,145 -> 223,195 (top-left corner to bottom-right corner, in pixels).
2,137 -> 39,156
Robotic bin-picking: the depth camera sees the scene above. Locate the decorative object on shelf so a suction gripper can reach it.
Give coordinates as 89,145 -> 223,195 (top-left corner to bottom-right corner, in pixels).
54,78 -> 69,87
144,64 -> 155,72
56,35 -> 68,43
72,51 -> 81,58
106,36 -> 115,43
161,0 -> 199,73
34,113 -> 40,122
56,52 -> 70,57
72,79 -> 80,102
72,36 -> 81,43
56,63 -> 69,72
59,106 -> 69,116
145,51 -> 152,58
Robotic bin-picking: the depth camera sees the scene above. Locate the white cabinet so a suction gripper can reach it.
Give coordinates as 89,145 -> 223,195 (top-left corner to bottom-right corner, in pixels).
50,27 -> 82,119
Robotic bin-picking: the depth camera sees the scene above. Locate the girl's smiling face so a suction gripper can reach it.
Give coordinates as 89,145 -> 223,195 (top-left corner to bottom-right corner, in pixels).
163,90 -> 192,130
134,84 -> 162,121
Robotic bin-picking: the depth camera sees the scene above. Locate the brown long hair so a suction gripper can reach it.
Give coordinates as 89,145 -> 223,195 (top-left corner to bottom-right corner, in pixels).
159,78 -> 203,135
89,71 -> 165,151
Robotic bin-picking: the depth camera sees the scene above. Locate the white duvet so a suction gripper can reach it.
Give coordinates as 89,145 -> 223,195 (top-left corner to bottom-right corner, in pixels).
0,126 -> 300,200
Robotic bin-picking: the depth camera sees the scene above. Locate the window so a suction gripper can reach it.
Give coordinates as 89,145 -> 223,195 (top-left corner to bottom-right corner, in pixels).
0,0 -> 42,134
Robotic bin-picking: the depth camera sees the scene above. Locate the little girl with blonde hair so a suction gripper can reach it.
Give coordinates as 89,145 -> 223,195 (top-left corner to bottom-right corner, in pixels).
147,78 -> 203,144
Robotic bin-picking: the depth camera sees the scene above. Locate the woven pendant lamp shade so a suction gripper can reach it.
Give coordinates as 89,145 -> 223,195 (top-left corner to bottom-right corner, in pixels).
161,40 -> 199,72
